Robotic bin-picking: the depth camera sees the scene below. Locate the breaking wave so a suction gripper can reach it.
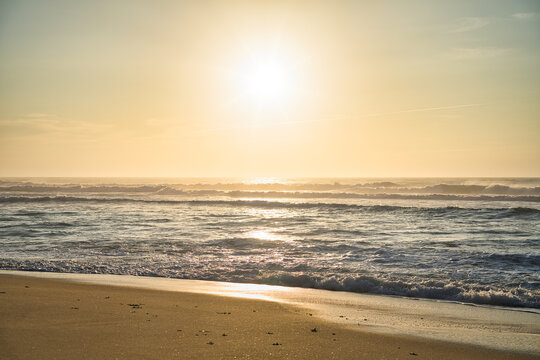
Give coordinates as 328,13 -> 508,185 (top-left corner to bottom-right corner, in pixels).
2,194 -> 540,208
2,182 -> 540,196
260,273 -> 539,308
1,259 -> 538,308
0,196 -> 539,217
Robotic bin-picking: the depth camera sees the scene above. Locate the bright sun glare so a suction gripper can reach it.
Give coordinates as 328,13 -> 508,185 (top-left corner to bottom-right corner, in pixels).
236,52 -> 296,108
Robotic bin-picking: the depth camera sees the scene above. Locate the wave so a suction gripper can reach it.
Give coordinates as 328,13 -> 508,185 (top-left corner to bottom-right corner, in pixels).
0,184 -> 168,193
1,196 -> 539,217
2,182 -> 540,196
260,273 -> 539,308
157,189 -> 540,202
419,184 -> 540,196
0,261 -> 537,308
1,191 -> 540,205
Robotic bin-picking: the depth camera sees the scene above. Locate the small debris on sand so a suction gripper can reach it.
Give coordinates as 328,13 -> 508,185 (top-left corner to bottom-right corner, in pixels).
71,307 -> 78,310
207,341 -> 214,345
332,333 -> 336,336
272,342 -> 281,346
409,352 -> 418,356
222,333 -> 227,336
24,286 -> 29,288
266,332 -> 273,335
311,328 -> 317,333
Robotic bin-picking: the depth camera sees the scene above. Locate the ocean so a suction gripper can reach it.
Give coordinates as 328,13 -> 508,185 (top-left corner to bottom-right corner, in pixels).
1,177 -> 538,308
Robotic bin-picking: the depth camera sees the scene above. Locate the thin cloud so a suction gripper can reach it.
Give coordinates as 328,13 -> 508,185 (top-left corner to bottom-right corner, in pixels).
167,103 -> 485,138
364,103 -> 483,117
449,17 -> 490,33
302,104 -> 485,124
0,114 -> 111,138
512,13 -> 536,20
448,47 -> 511,59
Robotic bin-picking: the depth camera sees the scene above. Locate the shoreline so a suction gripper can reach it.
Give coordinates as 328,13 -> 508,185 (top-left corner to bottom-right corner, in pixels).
1,271 -> 539,359
2,270 -> 538,313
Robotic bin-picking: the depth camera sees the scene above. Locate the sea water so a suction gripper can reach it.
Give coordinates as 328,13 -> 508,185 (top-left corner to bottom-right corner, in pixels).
1,177 -> 538,308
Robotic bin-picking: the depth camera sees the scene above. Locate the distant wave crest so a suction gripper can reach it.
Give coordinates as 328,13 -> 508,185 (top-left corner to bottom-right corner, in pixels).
2,182 -> 540,197
1,192 -> 540,205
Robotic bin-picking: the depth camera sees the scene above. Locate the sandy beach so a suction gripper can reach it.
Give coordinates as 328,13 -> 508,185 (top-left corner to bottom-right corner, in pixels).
0,274 -> 538,360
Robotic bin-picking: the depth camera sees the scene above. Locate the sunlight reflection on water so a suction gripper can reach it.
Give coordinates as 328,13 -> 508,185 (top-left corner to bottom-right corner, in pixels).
242,177 -> 288,185
245,229 -> 282,241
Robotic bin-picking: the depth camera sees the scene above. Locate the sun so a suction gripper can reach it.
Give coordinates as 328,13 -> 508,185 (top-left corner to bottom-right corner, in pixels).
236,51 -> 297,108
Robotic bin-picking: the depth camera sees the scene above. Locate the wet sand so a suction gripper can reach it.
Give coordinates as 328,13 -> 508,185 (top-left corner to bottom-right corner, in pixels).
0,274 -> 537,359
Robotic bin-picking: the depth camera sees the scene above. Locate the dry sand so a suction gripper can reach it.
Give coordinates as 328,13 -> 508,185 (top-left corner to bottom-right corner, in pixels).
0,274 -> 537,360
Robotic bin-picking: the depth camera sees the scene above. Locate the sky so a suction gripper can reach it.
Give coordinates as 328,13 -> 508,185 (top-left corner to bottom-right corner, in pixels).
1,0 -> 539,177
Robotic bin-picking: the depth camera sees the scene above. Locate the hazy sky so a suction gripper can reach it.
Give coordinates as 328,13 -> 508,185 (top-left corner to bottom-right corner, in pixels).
1,0 -> 539,177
